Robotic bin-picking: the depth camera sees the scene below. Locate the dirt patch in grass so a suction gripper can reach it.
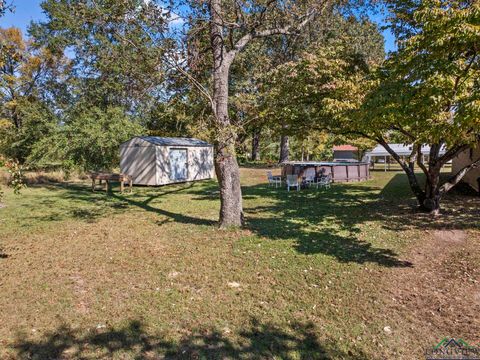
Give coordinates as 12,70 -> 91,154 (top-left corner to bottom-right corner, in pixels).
379,228 -> 480,357
70,274 -> 90,314
432,229 -> 467,244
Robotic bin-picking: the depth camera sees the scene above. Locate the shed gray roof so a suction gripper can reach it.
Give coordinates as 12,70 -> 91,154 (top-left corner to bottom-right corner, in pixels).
138,136 -> 213,147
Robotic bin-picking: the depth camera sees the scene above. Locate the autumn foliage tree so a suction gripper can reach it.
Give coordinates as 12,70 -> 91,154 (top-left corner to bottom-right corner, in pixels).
0,27 -> 69,162
258,0 -> 479,214
258,15 -> 384,162
356,0 -> 480,214
282,0 -> 480,214
258,21 -> 383,160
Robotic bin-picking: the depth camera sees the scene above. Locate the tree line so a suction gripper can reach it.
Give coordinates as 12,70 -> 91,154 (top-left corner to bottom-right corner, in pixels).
1,0 -> 478,223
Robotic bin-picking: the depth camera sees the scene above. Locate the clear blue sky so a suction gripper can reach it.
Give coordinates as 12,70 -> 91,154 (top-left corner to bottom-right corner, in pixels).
1,0 -> 46,33
1,0 -> 397,53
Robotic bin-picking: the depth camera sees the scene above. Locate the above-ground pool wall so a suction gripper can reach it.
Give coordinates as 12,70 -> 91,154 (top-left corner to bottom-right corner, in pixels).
155,146 -> 215,185
330,164 -> 368,182
332,165 -> 347,181
120,144 -> 157,185
282,164 -> 333,177
282,163 -> 369,182
359,164 -> 368,179
329,163 -> 370,182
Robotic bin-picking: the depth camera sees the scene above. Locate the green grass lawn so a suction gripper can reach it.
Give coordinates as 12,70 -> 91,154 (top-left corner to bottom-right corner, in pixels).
0,168 -> 479,359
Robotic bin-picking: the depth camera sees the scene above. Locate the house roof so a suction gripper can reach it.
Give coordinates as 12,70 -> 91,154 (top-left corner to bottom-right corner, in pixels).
333,145 -> 358,151
364,144 -> 447,157
137,136 -> 213,147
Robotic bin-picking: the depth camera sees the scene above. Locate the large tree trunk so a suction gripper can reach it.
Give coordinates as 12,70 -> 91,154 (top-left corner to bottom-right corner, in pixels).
419,146 -> 443,214
205,0 -> 318,227
251,129 -> 260,161
279,135 -> 289,163
425,153 -> 480,213
378,140 -> 428,210
422,167 -> 442,214
419,145 -> 443,214
210,0 -> 243,228
402,165 -> 427,207
212,74 -> 244,228
214,147 -> 244,227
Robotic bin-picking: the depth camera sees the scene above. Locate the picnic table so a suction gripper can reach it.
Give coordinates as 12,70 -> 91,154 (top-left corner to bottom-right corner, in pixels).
90,172 -> 133,193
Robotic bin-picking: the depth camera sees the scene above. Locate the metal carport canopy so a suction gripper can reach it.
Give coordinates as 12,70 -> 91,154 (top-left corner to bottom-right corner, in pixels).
364,144 -> 447,158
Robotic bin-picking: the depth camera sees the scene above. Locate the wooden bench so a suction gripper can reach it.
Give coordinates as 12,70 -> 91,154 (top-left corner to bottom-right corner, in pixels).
90,172 -> 133,193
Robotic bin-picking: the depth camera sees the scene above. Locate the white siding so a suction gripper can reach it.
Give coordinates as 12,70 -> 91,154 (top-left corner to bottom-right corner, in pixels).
120,137 -> 215,186
155,146 -> 214,185
452,146 -> 480,191
120,144 -> 157,185
187,146 -> 215,181
156,146 -> 170,185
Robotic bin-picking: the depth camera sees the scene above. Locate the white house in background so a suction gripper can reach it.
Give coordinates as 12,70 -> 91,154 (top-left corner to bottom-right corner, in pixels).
120,136 -> 215,185
452,145 -> 480,192
333,145 -> 359,161
363,144 -> 447,171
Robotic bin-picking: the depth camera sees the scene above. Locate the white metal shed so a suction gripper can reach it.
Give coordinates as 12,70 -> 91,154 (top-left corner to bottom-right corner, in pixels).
120,136 -> 215,185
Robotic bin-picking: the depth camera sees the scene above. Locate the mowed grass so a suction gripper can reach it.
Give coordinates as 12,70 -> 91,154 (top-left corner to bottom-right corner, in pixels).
0,168 -> 479,359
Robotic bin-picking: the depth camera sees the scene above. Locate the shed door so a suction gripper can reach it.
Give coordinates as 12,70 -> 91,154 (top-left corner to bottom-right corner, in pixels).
169,148 -> 188,181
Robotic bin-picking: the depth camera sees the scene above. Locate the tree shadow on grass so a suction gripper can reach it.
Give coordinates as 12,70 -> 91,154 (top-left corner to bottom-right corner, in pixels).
21,182 -> 216,226
231,172 -> 479,267
378,173 -> 480,231
11,318 -> 367,359
109,190 -> 215,227
167,179 -> 409,267
244,208 -> 413,267
18,172 -> 479,267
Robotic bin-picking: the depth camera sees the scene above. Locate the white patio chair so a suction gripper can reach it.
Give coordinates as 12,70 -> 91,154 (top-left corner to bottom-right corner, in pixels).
267,171 -> 282,188
304,168 -> 316,187
286,175 -> 300,192
317,174 -> 332,189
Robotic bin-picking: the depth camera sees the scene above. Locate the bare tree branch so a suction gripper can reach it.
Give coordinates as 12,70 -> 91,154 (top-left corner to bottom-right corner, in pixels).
229,7 -> 320,60
391,125 -> 415,141
438,143 -> 471,166
416,146 -> 429,176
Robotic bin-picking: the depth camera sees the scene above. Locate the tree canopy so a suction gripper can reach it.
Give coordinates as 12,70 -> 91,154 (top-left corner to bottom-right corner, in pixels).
1,0 -> 478,221
278,0 -> 480,213
357,0 -> 479,212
